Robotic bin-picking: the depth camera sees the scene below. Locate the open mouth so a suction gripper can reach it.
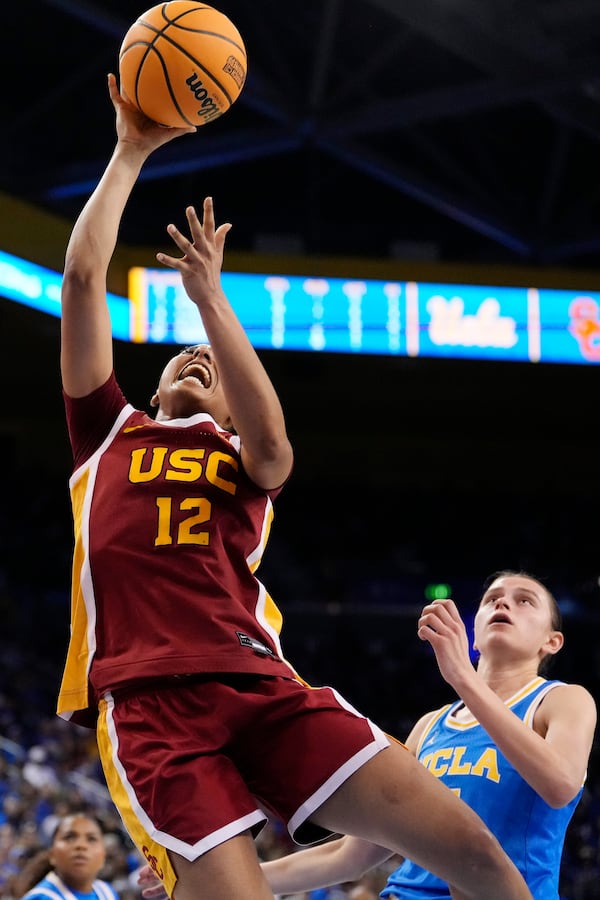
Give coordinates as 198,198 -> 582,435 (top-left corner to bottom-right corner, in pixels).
177,361 -> 212,387
489,614 -> 512,625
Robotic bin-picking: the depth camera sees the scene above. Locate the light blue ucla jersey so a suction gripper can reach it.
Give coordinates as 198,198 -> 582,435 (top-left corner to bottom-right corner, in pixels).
381,678 -> 583,900
22,871 -> 119,900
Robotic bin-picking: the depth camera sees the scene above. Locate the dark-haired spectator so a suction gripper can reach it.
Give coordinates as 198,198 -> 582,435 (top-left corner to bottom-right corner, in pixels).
15,812 -> 119,900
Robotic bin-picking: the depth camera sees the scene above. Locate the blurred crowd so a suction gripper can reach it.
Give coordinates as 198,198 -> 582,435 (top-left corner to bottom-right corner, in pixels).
0,637 -> 145,899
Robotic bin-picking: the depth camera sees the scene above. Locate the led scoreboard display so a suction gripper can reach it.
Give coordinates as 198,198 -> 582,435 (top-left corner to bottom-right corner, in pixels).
2,247 -> 600,365
129,267 -> 600,365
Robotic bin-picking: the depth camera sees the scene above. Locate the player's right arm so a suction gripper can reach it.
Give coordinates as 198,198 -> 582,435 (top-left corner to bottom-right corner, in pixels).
261,835 -> 394,895
61,74 -> 195,397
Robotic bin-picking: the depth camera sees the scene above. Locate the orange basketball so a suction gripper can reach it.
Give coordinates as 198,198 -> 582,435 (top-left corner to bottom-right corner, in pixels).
119,2 -> 247,128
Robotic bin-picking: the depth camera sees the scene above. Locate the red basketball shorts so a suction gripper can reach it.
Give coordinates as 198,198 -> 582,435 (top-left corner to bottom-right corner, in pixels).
96,673 -> 389,895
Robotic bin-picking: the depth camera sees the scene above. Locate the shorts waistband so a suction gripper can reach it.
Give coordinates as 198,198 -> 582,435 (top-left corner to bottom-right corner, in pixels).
106,671 -> 284,702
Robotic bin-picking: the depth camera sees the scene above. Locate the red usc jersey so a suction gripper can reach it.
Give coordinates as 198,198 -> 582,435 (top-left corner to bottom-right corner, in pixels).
58,373 -> 295,724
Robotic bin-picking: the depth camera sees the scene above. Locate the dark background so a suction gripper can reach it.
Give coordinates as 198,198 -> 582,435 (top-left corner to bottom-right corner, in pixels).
1,3 -> 600,895
6,0 -> 600,268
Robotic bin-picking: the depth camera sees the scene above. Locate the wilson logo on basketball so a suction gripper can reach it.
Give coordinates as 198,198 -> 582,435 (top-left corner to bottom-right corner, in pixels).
185,73 -> 221,123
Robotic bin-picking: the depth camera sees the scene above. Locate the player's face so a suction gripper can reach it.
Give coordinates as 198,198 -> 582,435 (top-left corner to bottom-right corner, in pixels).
49,815 -> 106,891
473,574 -> 563,663
151,343 -> 232,426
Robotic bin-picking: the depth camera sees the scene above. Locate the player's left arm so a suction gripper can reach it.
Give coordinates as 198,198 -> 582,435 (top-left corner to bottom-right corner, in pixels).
157,200 -> 293,490
529,683 -> 597,799
464,680 -> 596,808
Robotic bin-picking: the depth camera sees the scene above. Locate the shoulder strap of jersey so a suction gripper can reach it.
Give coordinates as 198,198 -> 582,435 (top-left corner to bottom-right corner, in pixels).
415,703 -> 454,755
92,879 -> 118,900
523,679 -> 564,728
22,890 -> 65,900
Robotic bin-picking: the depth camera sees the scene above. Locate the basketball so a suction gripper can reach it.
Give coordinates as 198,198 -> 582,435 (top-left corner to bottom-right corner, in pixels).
118,1 -> 247,128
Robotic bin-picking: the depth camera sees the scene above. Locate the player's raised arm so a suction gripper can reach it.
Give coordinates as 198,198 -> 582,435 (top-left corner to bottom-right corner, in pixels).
157,200 -> 294,491
60,73 -> 195,398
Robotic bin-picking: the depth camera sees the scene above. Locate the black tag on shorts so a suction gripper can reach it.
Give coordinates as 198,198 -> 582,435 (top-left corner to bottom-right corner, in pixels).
235,631 -> 275,656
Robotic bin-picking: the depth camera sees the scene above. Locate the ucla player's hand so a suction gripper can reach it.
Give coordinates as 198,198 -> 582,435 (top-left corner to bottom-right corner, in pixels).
417,598 -> 475,691
137,864 -> 170,900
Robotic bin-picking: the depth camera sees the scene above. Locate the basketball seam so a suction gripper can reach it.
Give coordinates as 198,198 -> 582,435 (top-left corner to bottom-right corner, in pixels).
141,46 -> 194,127
121,33 -> 238,107
140,5 -> 246,56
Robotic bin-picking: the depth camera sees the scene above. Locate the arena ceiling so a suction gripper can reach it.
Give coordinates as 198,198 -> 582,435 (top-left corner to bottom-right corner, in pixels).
6,0 -> 600,267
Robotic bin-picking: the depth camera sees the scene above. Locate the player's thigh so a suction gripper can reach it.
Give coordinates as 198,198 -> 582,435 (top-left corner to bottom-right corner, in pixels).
237,677 -> 388,845
311,741 -> 499,879
169,831 -> 273,900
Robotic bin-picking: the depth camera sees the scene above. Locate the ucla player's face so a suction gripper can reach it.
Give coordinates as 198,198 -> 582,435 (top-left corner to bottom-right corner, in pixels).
49,815 -> 107,890
151,343 -> 232,426
473,575 -> 558,660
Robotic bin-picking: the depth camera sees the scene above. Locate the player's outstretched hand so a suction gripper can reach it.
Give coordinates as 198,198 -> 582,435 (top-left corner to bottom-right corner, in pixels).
156,198 -> 232,307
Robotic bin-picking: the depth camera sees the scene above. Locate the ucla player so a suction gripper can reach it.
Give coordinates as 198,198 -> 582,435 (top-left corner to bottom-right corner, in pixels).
57,72 -> 532,900
257,571 -> 597,899
17,814 -> 119,900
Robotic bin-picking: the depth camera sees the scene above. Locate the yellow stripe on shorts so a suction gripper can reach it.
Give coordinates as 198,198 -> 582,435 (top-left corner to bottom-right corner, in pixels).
97,696 -> 177,896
